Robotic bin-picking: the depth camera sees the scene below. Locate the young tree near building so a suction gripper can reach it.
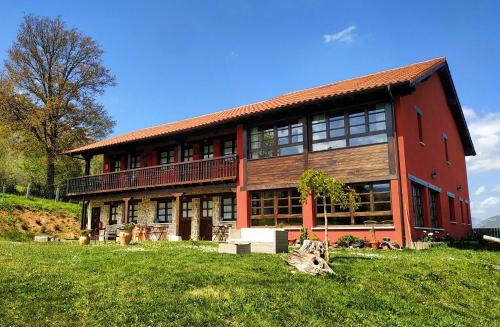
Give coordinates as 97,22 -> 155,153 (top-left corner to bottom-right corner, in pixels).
298,169 -> 359,261
0,15 -> 115,197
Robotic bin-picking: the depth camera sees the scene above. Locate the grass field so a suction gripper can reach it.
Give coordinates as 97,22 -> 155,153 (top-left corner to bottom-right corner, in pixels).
0,241 -> 498,326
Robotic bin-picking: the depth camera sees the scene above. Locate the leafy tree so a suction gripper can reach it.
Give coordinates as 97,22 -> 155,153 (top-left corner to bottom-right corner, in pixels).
298,169 -> 359,261
0,15 -> 115,197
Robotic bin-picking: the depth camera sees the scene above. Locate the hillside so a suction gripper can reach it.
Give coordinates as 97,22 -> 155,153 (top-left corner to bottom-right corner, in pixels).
476,215 -> 500,228
0,194 -> 80,241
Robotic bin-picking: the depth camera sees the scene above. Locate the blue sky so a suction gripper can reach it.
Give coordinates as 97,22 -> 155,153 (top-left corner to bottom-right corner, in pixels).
1,1 -> 499,222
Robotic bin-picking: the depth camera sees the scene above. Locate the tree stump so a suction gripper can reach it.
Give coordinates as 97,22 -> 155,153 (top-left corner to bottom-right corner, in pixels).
286,240 -> 334,276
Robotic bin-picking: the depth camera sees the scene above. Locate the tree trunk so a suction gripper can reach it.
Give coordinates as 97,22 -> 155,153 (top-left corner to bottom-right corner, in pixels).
286,240 -> 334,276
323,196 -> 329,262
46,152 -> 56,199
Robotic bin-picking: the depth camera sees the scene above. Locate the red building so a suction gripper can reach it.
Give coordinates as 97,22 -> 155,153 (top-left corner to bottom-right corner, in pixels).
67,57 -> 474,246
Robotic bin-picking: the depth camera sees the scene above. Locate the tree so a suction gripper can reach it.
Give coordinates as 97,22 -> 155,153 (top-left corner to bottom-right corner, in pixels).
0,15 -> 115,197
298,169 -> 359,261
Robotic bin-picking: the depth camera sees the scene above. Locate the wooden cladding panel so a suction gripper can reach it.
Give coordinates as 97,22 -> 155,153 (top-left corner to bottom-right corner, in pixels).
307,144 -> 390,182
247,144 -> 390,188
247,155 -> 305,187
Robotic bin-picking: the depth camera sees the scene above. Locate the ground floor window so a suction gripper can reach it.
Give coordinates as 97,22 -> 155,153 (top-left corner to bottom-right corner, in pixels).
411,182 -> 424,227
315,182 -> 392,225
448,196 -> 456,222
156,200 -> 173,223
109,204 -> 119,225
250,189 -> 302,226
128,202 -> 139,223
222,195 -> 237,221
429,189 -> 440,228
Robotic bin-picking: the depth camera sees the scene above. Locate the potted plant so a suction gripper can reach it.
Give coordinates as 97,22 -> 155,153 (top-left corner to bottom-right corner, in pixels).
119,223 -> 134,245
369,226 -> 379,249
79,230 -> 91,245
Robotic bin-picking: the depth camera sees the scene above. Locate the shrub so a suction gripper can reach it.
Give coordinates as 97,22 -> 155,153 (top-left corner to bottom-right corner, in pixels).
80,230 -> 90,237
0,227 -> 33,242
123,223 -> 134,232
337,234 -> 364,247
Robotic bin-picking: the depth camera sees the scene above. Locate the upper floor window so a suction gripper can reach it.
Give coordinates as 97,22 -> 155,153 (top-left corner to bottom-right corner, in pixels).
311,104 -> 387,151
249,120 -> 304,159
183,145 -> 193,162
159,148 -> 175,165
130,154 -> 141,169
112,158 -> 121,172
203,143 -> 214,159
223,139 -> 237,156
416,107 -> 424,143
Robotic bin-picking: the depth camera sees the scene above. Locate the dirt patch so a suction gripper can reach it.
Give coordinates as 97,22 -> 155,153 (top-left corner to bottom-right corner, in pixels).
0,210 -> 80,240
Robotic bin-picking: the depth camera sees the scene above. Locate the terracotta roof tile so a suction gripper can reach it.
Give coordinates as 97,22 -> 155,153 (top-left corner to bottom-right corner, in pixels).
68,57 -> 446,154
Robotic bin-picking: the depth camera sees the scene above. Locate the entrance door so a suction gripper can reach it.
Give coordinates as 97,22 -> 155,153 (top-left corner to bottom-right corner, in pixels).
200,199 -> 213,241
91,207 -> 101,230
180,201 -> 192,240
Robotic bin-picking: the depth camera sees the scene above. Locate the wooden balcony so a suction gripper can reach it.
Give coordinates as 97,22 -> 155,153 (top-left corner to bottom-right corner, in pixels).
67,155 -> 238,196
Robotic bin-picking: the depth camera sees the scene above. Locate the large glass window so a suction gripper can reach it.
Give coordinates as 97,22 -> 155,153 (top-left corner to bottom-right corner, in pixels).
411,183 -> 424,227
159,148 -> 175,165
156,200 -> 173,223
222,196 -> 237,221
250,189 -> 302,226
311,104 -> 388,151
316,182 -> 392,225
249,120 -> 304,159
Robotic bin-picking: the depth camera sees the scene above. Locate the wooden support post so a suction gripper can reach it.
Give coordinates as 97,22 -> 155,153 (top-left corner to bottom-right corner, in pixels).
123,197 -> 130,224
84,155 -> 92,176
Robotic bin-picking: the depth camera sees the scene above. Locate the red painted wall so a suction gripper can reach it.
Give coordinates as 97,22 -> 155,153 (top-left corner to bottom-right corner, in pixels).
395,73 -> 472,242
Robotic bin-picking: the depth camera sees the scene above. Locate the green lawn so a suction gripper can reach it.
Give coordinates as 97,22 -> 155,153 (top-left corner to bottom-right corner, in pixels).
0,194 -> 80,220
0,241 -> 498,326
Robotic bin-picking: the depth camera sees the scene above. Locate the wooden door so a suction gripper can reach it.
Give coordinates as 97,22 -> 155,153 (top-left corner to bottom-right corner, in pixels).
91,207 -> 101,230
180,201 -> 192,240
200,199 -> 213,241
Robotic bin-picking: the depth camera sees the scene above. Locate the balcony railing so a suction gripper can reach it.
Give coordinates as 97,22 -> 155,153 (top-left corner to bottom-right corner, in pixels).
67,154 -> 238,196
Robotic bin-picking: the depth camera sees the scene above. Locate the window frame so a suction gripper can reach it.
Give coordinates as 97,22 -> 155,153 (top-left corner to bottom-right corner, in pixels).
429,189 -> 440,228
416,107 -> 424,144
182,145 -> 193,162
221,195 -> 237,221
411,182 -> 424,227
250,189 -> 302,226
448,196 -> 456,222
202,142 -> 214,159
182,201 -> 193,219
159,148 -> 175,165
129,154 -> 141,169
443,133 -> 450,163
249,119 -> 305,160
156,199 -> 173,223
128,202 -> 139,224
311,104 -> 388,152
201,199 -> 213,218
315,182 -> 392,226
109,204 -> 119,225
112,158 -> 121,172
223,139 -> 237,156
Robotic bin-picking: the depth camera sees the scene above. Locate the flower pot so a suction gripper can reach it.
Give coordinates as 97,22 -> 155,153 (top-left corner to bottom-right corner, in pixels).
79,235 -> 90,245
369,241 -> 379,249
119,231 -> 133,245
